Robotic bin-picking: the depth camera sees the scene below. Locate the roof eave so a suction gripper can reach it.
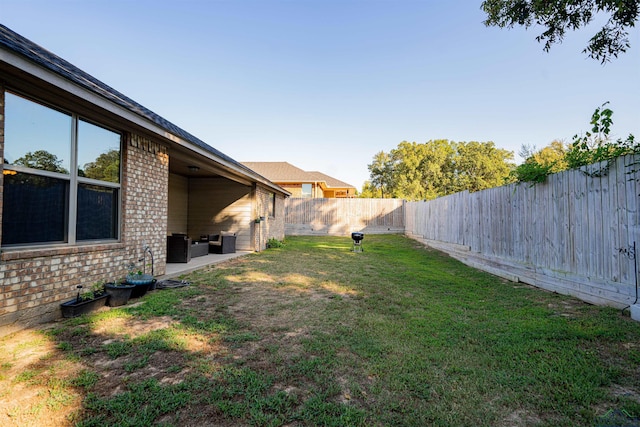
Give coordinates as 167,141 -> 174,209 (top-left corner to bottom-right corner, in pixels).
0,47 -> 288,196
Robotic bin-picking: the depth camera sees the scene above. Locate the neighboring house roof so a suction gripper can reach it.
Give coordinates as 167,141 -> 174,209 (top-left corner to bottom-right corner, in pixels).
241,162 -> 355,190
241,162 -> 311,183
0,24 -> 286,195
307,171 -> 354,189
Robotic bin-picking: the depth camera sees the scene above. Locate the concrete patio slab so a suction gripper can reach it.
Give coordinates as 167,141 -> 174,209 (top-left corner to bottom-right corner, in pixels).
160,251 -> 253,280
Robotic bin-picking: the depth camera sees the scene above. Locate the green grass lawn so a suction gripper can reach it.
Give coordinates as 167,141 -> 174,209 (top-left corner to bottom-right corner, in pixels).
2,235 -> 640,426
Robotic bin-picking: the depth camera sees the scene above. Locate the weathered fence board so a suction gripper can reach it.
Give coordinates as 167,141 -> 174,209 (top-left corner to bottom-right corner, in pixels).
404,154 -> 640,308
285,198 -> 405,236
283,155 -> 639,308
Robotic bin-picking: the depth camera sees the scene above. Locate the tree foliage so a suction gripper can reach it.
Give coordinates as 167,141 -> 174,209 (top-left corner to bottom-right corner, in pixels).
523,140 -> 568,173
359,181 -> 383,198
513,103 -> 638,183
80,149 -> 120,183
565,102 -> 638,175
13,150 -> 68,174
481,0 -> 640,63
512,141 -> 568,183
367,151 -> 394,198
365,140 -> 515,201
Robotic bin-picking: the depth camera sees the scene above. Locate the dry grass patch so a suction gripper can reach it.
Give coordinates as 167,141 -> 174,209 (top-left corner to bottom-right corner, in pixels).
0,329 -> 83,427
1,235 -> 640,426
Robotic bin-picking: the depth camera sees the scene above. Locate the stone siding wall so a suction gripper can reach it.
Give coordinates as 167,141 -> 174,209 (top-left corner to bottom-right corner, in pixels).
0,131 -> 168,336
1,244 -> 127,334
272,194 -> 286,239
253,186 -> 285,250
124,134 -> 169,275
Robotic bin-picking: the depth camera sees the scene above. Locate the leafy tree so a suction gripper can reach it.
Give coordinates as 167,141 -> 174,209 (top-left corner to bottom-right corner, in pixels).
513,103 -> 638,183
81,149 -> 120,183
455,141 -> 515,192
481,0 -> 640,63
13,150 -> 68,174
366,140 -> 515,201
511,158 -> 556,184
367,151 -> 395,198
512,140 -> 568,183
530,140 -> 568,173
359,181 -> 383,198
391,140 -> 457,200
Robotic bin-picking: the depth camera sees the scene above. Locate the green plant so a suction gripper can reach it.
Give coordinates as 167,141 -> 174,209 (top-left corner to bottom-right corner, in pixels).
124,355 -> 150,373
112,278 -> 131,287
75,282 -> 105,301
514,103 -> 638,184
566,102 -> 638,176
104,341 -> 132,359
56,342 -> 73,352
125,261 -> 137,276
125,261 -> 150,278
71,370 -> 101,389
511,159 -> 556,185
266,237 -> 285,248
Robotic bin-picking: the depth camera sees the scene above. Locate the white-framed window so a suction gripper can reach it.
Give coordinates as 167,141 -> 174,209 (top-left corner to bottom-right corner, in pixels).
2,91 -> 122,247
301,183 -> 312,198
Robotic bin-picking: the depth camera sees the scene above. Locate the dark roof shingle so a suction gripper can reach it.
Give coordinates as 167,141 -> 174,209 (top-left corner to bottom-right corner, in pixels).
241,162 -> 355,189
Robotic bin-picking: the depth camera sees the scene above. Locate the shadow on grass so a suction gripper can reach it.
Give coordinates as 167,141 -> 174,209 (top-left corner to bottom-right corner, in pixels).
2,235 -> 640,426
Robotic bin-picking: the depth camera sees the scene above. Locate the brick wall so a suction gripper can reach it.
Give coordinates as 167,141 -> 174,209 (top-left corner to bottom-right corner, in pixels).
272,193 -> 286,239
0,131 -> 169,336
124,134 -> 169,276
253,186 -> 285,250
0,244 -> 128,333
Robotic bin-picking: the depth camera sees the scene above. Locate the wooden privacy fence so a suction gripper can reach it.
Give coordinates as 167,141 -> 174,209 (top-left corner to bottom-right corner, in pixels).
285,198 -> 405,236
405,154 -> 640,308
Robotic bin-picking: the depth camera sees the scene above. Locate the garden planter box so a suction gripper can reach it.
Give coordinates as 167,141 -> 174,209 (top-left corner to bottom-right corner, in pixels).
60,294 -> 109,318
104,283 -> 135,307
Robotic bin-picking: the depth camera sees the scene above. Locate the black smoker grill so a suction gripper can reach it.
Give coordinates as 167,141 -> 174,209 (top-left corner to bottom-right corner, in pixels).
351,232 -> 364,252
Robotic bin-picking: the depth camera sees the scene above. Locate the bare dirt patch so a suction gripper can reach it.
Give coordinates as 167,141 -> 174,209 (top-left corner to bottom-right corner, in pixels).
0,329 -> 83,427
0,255 -> 345,426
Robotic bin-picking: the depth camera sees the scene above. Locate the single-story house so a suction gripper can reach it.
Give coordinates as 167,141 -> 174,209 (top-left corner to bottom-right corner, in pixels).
242,162 -> 357,198
0,24 -> 289,334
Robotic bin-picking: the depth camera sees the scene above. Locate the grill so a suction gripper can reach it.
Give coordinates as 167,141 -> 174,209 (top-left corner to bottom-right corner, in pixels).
351,232 -> 364,252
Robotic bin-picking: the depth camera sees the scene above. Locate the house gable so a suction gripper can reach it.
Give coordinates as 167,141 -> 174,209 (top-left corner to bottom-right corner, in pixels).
241,161 -> 356,198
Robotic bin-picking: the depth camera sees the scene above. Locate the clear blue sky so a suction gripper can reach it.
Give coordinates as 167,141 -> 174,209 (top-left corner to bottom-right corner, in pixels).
2,0 -> 638,189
